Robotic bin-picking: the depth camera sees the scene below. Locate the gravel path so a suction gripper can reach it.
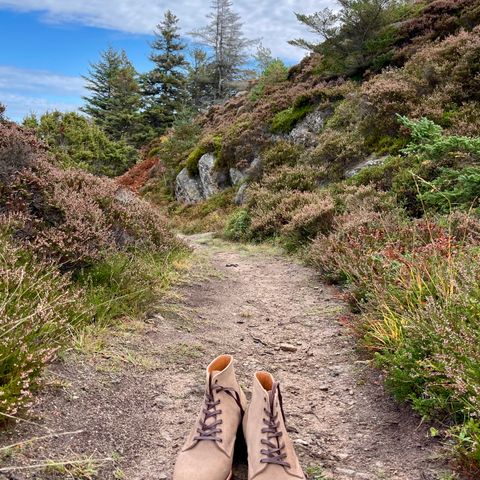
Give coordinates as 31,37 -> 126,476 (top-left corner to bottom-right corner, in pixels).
0,234 -> 453,479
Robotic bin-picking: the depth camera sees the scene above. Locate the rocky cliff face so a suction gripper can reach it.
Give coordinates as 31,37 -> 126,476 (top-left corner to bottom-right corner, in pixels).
175,152 -> 255,203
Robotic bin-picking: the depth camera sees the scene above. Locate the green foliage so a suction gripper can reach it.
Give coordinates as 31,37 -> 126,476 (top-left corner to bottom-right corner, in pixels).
270,104 -> 314,134
250,59 -> 289,102
186,144 -> 208,176
24,111 -> 138,177
399,116 -> 480,159
75,248 -> 188,324
223,209 -> 251,241
420,167 -> 480,213
0,234 -> 90,417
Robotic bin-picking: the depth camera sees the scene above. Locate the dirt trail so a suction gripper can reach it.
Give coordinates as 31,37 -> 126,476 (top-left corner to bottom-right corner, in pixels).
0,234 -> 453,480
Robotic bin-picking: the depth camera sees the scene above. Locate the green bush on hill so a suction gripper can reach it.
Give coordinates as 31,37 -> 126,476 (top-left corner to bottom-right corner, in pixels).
24,111 -> 138,177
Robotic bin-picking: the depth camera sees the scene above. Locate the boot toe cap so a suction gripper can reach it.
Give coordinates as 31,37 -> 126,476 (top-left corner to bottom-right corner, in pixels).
173,450 -> 231,480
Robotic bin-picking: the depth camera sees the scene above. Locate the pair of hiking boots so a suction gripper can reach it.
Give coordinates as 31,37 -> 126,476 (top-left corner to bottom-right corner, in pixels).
173,354 -> 305,480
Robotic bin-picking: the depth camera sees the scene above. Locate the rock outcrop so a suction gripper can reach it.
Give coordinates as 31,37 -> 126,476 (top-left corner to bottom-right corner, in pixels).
175,152 -> 263,204
289,107 -> 333,147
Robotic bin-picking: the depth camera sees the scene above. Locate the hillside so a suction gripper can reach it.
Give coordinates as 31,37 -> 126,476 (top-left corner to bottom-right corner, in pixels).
138,0 -> 480,475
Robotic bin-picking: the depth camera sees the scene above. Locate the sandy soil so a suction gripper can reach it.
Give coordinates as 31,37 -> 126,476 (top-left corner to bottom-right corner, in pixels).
0,234 -> 455,480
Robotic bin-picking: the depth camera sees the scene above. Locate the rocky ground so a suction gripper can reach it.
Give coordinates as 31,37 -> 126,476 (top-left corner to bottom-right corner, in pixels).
0,234 -> 456,479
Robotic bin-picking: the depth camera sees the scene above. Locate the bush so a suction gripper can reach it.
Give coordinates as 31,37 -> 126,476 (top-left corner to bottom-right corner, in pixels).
260,164 -> 326,192
0,122 -> 176,269
250,60 -> 289,102
224,209 -> 251,241
262,141 -> 304,169
309,128 -> 366,179
309,209 -> 480,473
23,111 -> 138,177
0,233 -> 89,417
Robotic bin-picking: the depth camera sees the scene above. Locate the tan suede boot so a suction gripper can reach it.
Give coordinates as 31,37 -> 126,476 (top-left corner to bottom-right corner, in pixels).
173,354 -> 247,480
243,372 -> 305,479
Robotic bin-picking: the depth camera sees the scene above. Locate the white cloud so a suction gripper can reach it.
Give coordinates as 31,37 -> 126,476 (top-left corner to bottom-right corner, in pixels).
0,0 -> 333,61
0,91 -> 82,121
0,66 -> 85,95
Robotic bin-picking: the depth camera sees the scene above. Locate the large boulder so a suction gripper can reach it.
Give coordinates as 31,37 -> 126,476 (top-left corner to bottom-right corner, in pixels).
175,168 -> 204,203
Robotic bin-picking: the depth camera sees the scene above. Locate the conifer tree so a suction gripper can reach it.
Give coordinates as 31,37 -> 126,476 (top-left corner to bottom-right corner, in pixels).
191,0 -> 255,100
142,10 -> 188,134
81,48 -> 143,144
186,48 -> 215,110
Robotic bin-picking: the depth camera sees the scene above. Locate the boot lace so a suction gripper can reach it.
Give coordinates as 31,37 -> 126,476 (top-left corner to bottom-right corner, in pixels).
260,382 -> 291,468
194,377 -> 243,443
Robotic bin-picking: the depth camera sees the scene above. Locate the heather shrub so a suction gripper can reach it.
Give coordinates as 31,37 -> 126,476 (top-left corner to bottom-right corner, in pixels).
281,194 -> 335,250
260,164 -> 326,192
1,122 -> 176,269
247,188 -> 332,241
262,141 -> 304,169
309,128 -> 366,178
309,209 -> 480,472
23,111 -> 138,177
0,231 -> 89,418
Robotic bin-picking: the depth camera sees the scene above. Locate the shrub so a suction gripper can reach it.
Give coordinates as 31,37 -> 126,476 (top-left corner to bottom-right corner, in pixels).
281,194 -> 335,249
23,111 -> 138,177
260,164 -> 326,192
262,141 -> 304,169
309,209 -> 480,473
223,209 -> 251,241
0,122 -> 176,269
0,232 -> 90,417
309,128 -> 366,179
419,167 -> 480,213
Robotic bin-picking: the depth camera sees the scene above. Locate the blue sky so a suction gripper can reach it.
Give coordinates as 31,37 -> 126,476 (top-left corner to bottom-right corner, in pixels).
0,1 -> 331,121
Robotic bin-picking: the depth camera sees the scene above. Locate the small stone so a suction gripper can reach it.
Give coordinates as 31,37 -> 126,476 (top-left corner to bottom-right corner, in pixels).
279,343 -> 297,352
318,385 -> 329,391
294,439 -> 309,446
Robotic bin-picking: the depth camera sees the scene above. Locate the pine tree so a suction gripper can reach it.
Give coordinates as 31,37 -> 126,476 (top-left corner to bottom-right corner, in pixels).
191,0 -> 255,100
186,48 -> 215,110
142,10 -> 188,135
82,48 -> 143,144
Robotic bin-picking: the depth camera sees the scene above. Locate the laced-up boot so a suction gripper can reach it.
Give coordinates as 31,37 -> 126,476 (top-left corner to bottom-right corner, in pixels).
173,354 -> 247,480
243,371 -> 305,479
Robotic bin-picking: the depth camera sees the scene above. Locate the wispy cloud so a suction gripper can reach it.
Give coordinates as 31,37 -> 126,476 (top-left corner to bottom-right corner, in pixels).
0,0 -> 331,60
0,66 -> 85,120
0,66 -> 85,95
